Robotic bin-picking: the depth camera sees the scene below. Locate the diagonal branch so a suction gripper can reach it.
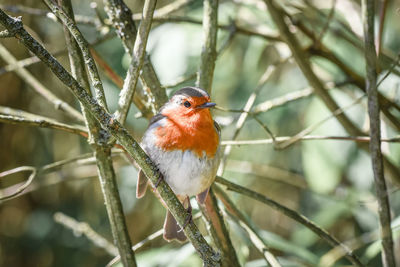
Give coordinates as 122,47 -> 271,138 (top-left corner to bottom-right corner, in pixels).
215,176 -> 364,266
263,0 -> 400,187
0,9 -> 220,266
213,185 -> 282,267
114,0 -> 157,124
0,43 -> 84,122
54,212 -> 118,256
104,0 -> 167,118
44,0 -> 108,110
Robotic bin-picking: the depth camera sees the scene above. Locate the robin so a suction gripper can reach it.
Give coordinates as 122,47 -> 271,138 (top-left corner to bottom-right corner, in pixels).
136,86 -> 221,242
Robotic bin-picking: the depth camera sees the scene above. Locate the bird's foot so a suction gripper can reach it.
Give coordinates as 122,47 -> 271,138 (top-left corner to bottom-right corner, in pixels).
178,198 -> 193,232
153,170 -> 164,188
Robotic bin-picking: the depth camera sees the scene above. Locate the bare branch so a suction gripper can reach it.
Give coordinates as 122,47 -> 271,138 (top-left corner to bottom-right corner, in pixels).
0,166 -> 37,201
263,0 -> 400,187
54,212 -> 118,256
362,1 -> 395,266
196,0 -> 219,93
114,0 -> 157,124
215,176 -> 364,266
221,135 -> 400,146
0,44 -> 84,122
104,0 -> 167,118
218,63 -> 282,175
213,185 -> 282,267
44,0 -> 108,110
0,111 -> 87,137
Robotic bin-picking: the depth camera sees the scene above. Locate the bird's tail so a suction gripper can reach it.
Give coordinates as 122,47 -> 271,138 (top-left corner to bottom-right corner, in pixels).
163,210 -> 187,242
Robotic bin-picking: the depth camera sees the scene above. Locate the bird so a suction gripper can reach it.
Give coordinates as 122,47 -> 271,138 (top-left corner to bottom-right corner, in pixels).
136,86 -> 221,242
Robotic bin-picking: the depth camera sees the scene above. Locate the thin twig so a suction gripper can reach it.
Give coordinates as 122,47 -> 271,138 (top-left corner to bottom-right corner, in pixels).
0,33 -> 115,76
221,135 -> 400,146
0,44 -> 84,122
362,1 -> 395,266
132,0 -> 192,20
0,4 -> 100,26
252,115 -> 276,144
141,15 -> 281,42
54,212 -> 118,256
104,0 -> 168,118
275,96 -> 365,149
0,113 -> 87,136
316,0 -> 337,44
200,188 -> 240,267
264,0 -> 400,187
0,151 -> 125,201
114,0 -> 157,124
376,0 -> 389,56
320,221 -> 400,266
0,166 -> 37,201
44,0 -> 108,110
213,185 -> 282,267
0,10 -> 220,265
215,176 -> 364,266
107,213 -> 204,267
218,63 -> 282,175
196,0 -> 219,93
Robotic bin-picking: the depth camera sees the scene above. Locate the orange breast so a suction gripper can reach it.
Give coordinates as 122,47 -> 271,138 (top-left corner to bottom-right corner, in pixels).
155,109 -> 219,158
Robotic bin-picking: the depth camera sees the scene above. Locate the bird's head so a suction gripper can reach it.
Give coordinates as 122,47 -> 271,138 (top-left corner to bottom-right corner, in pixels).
161,87 -> 216,123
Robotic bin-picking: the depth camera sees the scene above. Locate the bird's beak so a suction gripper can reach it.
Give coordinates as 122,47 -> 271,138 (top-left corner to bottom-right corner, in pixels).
197,102 -> 216,109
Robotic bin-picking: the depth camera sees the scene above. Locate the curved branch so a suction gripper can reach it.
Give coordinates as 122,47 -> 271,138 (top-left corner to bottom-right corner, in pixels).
0,166 -> 37,201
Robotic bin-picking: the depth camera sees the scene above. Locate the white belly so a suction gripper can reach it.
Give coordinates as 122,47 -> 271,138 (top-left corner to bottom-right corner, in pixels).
146,146 -> 220,196
142,129 -> 220,196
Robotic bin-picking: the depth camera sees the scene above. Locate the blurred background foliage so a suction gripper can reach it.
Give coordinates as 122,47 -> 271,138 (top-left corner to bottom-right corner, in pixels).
0,0 -> 400,266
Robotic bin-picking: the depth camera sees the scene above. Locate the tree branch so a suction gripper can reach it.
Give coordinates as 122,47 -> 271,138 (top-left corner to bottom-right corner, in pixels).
0,43 -> 84,122
54,212 -> 118,256
215,176 -> 364,266
263,0 -> 400,187
213,185 -> 282,267
0,166 -> 37,201
114,0 -> 157,124
44,0 -> 108,111
0,112 -> 87,136
0,9 -> 220,266
362,1 -> 395,266
104,0 -> 167,118
196,0 -> 219,93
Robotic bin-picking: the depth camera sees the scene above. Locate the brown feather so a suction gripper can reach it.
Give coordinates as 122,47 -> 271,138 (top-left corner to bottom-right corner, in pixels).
196,187 -> 210,204
163,210 -> 187,242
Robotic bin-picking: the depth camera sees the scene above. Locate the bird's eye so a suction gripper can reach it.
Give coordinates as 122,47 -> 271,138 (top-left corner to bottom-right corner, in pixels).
183,101 -> 191,108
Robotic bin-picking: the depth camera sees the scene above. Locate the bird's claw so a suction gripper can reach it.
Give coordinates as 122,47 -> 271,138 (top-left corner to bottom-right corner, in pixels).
154,171 -> 163,188
178,204 -> 192,232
